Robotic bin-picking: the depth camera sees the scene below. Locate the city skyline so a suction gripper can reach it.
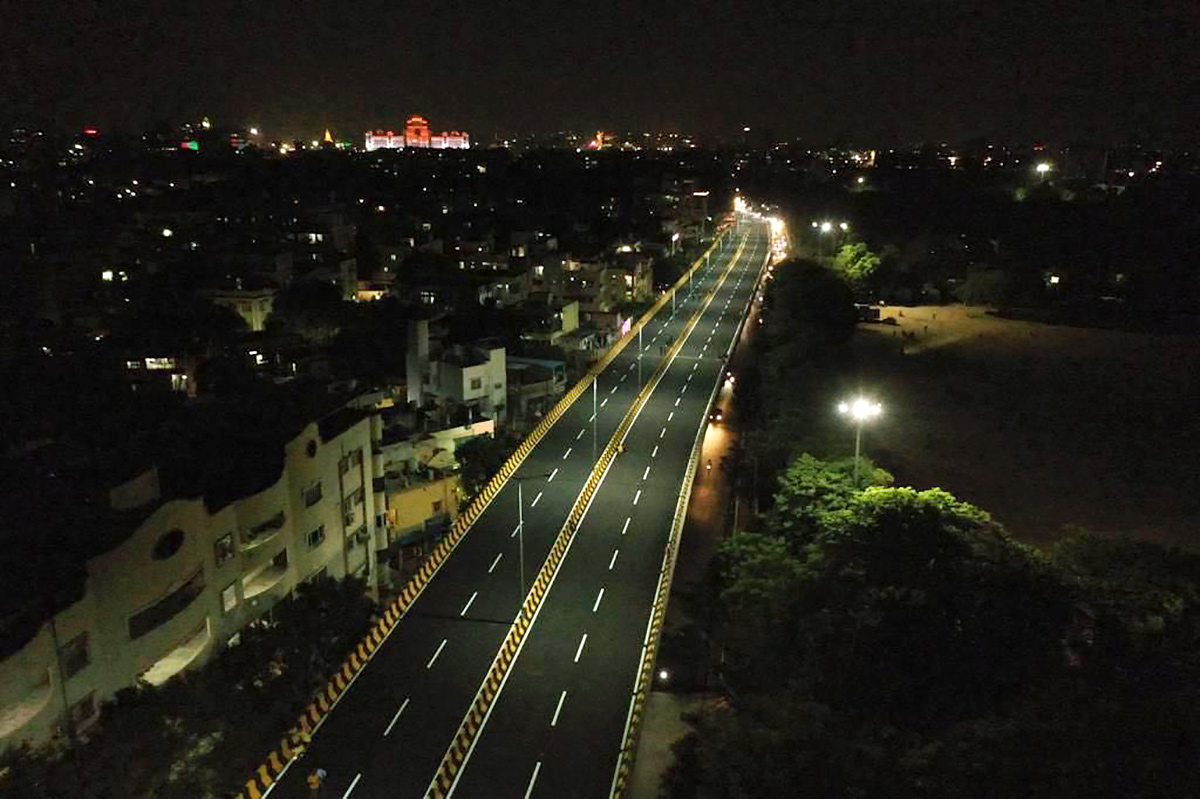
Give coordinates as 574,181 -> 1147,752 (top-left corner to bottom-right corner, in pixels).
4,0 -> 1198,146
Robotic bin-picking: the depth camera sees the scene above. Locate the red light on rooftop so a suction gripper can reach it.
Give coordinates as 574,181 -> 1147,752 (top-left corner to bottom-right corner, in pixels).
83,127 -> 98,136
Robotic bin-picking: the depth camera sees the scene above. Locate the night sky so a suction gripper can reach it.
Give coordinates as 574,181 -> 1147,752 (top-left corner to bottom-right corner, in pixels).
3,0 -> 1197,145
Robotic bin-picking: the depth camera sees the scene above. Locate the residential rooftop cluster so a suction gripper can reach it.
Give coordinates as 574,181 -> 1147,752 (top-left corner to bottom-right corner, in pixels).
0,117 -> 727,748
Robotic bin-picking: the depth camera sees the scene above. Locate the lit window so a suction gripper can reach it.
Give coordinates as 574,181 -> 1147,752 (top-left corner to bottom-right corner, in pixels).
101,269 -> 114,282
145,357 -> 176,370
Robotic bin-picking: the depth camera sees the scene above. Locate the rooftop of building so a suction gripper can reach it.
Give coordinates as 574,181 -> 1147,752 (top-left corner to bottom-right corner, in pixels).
0,380 -> 370,657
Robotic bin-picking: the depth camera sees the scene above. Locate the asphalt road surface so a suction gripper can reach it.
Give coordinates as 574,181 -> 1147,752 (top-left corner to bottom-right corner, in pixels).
268,222 -> 769,799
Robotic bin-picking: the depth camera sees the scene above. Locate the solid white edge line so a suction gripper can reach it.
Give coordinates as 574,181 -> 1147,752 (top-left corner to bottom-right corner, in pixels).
383,697 -> 410,737
439,232 -> 755,798
609,227 -> 769,796
441,395 -> 629,797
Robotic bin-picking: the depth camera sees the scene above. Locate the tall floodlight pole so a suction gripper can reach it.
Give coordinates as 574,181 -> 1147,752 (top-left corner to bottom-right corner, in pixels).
837,397 -> 883,488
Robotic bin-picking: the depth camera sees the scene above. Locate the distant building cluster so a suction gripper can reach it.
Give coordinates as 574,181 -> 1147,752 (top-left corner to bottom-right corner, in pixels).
365,115 -> 470,152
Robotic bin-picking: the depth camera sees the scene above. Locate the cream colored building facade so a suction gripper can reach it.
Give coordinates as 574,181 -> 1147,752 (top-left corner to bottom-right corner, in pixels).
0,412 -> 379,748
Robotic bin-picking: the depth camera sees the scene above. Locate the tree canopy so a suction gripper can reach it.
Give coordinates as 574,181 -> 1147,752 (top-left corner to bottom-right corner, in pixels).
671,454 -> 1200,799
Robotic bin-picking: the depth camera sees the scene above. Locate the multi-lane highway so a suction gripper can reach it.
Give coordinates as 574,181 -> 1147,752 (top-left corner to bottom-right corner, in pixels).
269,221 -> 769,799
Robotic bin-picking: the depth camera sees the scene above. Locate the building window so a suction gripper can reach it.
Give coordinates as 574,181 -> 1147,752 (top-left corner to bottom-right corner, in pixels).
60,633 -> 90,679
128,570 -> 206,640
350,449 -> 363,467
432,500 -> 444,515
68,693 -> 96,727
221,583 -> 238,614
351,486 -> 365,506
214,533 -> 234,566
338,456 -> 350,476
303,482 -> 322,507
470,377 -> 483,390
306,525 -> 326,549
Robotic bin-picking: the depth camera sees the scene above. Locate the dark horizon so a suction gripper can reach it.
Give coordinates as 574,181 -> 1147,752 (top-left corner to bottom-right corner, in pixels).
4,0 -> 1198,146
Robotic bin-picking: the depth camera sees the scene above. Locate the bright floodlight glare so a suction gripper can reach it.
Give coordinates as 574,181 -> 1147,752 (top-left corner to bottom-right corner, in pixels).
658,668 -> 670,681
1036,162 -> 1052,174
839,221 -> 849,231
161,228 -> 173,237
838,397 -> 883,422
820,221 -> 833,233
857,176 -> 865,184
249,127 -> 259,136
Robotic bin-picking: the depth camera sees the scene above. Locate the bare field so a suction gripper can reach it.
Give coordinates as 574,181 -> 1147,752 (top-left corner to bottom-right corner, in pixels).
855,305 -> 1200,549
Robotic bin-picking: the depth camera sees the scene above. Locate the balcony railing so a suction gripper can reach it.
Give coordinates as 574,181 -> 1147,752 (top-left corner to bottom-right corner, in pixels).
241,511 -> 286,552
242,562 -> 288,601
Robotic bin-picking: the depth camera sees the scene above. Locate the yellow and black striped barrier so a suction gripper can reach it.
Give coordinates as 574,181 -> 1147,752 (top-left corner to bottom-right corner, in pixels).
426,234 -> 750,799
232,235 -> 734,799
610,224 -> 773,798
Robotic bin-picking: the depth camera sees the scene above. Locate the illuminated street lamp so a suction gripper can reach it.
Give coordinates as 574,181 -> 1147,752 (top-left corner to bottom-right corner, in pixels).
838,397 -> 883,488
1035,162 -> 1052,183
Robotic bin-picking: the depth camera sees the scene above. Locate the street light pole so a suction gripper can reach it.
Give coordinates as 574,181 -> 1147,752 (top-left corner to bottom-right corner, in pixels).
517,480 -> 525,598
853,420 -> 863,488
838,397 -> 883,489
638,324 -> 643,388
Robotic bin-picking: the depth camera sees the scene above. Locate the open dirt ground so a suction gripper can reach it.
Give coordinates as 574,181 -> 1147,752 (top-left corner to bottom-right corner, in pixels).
856,305 -> 1200,549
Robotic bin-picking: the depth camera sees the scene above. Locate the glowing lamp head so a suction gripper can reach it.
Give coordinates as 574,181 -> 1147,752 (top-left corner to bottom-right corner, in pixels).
838,397 -> 883,423
161,228 -> 173,238
839,221 -> 849,231
1035,162 -> 1052,174
820,221 -> 833,233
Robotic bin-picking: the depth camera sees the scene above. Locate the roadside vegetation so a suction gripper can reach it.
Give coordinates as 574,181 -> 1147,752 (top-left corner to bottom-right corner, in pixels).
0,577 -> 376,799
665,252 -> 1200,798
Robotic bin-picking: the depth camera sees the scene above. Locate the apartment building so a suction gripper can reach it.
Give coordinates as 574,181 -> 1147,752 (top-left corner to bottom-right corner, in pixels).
0,408 -> 379,748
